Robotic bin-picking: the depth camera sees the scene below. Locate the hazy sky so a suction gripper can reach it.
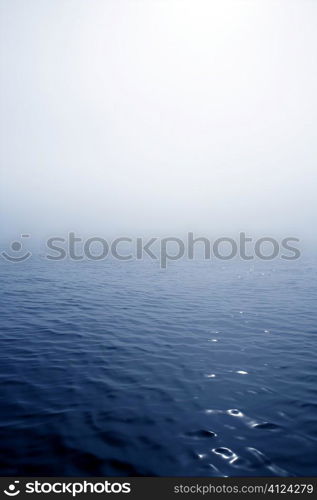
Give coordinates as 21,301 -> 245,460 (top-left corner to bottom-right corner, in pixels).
1,0 -> 316,239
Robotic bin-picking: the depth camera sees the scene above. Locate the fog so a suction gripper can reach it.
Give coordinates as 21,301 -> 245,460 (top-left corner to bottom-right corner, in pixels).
1,0 -> 316,241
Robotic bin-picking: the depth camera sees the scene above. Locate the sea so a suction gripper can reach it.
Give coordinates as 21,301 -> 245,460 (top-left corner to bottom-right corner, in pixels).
0,254 -> 316,476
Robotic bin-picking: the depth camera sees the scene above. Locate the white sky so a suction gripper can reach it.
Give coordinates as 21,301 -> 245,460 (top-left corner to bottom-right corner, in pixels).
1,0 -> 316,238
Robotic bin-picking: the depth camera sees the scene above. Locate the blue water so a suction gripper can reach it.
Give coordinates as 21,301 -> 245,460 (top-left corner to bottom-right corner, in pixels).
0,256 -> 316,476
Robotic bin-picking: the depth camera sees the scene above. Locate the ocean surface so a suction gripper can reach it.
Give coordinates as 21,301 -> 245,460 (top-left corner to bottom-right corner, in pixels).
0,255 -> 316,477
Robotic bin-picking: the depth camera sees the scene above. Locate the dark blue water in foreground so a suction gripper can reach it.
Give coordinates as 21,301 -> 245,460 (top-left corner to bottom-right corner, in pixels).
0,256 -> 316,476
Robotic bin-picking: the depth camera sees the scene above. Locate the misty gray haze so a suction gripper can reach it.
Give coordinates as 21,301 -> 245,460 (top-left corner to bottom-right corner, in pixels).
1,0 -> 316,241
